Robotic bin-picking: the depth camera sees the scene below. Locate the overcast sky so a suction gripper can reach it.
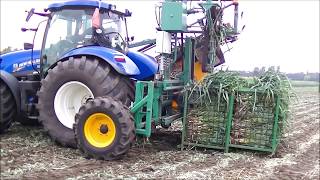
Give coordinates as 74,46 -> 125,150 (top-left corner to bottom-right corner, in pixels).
1,0 -> 319,73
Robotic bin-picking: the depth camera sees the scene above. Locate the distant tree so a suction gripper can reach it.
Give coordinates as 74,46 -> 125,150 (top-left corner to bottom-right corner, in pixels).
1,46 -> 20,54
237,70 -> 252,77
260,66 -> 266,74
253,67 -> 259,76
268,66 -> 275,72
307,73 -> 320,81
304,72 -> 311,81
286,72 -> 305,81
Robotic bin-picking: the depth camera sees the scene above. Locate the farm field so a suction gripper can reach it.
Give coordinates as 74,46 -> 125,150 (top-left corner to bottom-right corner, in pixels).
0,86 -> 319,179
290,80 -> 319,87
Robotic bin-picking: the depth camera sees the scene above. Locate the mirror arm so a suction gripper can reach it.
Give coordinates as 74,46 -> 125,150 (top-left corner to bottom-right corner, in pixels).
34,12 -> 50,17
21,27 -> 38,32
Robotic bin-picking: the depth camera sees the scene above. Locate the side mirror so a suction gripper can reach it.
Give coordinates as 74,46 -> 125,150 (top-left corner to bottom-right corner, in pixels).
125,9 -> 132,17
21,27 -> 28,32
241,25 -> 246,31
24,43 -> 33,50
26,8 -> 35,22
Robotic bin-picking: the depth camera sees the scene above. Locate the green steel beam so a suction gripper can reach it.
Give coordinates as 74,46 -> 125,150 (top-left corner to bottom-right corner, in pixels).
183,38 -> 193,84
131,81 -> 154,137
271,96 -> 280,153
228,144 -> 273,153
181,90 -> 189,150
224,94 -> 234,153
131,96 -> 148,114
152,84 -> 162,126
128,39 -> 156,48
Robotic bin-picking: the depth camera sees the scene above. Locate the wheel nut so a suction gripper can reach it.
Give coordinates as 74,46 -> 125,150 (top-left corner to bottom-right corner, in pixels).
100,124 -> 108,134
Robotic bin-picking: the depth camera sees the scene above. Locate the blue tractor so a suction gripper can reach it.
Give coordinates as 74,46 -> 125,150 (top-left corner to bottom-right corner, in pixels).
1,0 -> 241,160
0,0 -> 158,156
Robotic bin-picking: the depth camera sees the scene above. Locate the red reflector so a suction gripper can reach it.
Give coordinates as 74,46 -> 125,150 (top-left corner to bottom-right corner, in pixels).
92,8 -> 101,28
114,56 -> 126,62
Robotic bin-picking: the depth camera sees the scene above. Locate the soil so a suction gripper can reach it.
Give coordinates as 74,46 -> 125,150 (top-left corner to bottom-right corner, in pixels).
0,87 -> 319,179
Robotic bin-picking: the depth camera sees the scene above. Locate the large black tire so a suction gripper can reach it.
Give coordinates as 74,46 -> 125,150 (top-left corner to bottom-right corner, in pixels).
37,56 -> 134,148
0,80 -> 16,133
74,97 -> 135,160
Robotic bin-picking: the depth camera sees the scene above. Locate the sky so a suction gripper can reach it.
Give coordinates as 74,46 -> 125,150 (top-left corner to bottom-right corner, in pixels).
0,0 -> 319,73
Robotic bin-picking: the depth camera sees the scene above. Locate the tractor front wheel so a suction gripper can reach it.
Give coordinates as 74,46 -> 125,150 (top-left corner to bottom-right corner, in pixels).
74,97 -> 135,160
37,56 -> 134,148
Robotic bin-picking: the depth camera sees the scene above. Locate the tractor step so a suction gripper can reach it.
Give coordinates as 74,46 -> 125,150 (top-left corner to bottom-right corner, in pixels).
163,85 -> 184,91
27,116 -> 38,120
162,113 -> 182,127
162,113 -> 182,122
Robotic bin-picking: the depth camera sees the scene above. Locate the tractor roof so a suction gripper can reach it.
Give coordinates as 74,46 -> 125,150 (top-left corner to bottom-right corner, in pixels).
48,0 -> 114,12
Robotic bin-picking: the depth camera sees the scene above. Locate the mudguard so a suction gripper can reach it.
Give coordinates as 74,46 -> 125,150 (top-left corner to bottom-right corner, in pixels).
0,70 -> 20,113
127,51 -> 158,80
60,46 -> 140,76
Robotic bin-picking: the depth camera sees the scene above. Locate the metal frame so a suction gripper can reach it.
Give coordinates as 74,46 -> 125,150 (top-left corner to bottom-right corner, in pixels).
131,37 -> 194,137
131,81 -> 155,137
131,0 -> 242,152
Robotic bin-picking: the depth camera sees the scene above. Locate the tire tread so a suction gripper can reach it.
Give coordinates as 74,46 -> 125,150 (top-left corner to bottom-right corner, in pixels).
74,97 -> 135,160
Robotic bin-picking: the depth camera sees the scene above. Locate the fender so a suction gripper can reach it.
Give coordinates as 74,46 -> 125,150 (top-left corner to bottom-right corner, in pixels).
59,46 -> 140,76
127,51 -> 158,80
0,70 -> 20,114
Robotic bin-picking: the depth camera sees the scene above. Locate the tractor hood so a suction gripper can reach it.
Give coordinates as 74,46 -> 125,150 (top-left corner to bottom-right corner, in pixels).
0,50 -> 40,76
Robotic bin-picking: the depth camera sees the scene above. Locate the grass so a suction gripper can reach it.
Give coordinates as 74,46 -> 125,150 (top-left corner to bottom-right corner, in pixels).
294,86 -> 319,92
290,80 -> 319,87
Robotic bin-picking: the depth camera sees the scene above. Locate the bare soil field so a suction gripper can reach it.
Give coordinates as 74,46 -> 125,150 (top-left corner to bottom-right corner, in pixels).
1,86 -> 319,179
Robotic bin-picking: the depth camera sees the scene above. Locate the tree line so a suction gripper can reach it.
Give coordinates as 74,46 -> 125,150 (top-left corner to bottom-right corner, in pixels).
0,46 -> 21,54
237,66 -> 319,82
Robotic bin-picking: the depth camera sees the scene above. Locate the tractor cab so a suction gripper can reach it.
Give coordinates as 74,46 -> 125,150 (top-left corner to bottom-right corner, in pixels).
41,1 -> 131,71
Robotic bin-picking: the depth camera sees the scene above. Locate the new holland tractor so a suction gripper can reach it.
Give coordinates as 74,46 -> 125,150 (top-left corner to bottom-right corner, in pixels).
0,0 -> 241,160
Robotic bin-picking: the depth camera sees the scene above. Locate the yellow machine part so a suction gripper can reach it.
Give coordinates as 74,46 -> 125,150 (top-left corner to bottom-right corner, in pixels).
171,61 -> 206,109
171,100 -> 178,110
194,61 -> 207,82
84,113 -> 116,148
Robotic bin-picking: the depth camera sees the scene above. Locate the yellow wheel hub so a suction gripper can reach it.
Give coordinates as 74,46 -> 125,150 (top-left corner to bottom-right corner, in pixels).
84,113 -> 116,148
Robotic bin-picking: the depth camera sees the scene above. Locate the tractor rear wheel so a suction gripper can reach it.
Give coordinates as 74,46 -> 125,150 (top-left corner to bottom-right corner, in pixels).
0,80 -> 16,133
74,97 -> 135,160
37,56 -> 134,148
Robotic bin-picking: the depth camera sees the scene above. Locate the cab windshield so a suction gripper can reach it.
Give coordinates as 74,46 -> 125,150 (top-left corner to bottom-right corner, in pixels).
42,9 -> 127,70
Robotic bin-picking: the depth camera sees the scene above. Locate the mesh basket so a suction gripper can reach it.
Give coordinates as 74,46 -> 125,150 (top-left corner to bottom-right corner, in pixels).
229,91 -> 279,151
187,99 -> 228,147
182,89 -> 281,153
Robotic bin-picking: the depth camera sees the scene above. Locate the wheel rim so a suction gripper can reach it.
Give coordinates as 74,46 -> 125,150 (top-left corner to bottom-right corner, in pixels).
54,81 -> 94,129
84,113 -> 116,148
